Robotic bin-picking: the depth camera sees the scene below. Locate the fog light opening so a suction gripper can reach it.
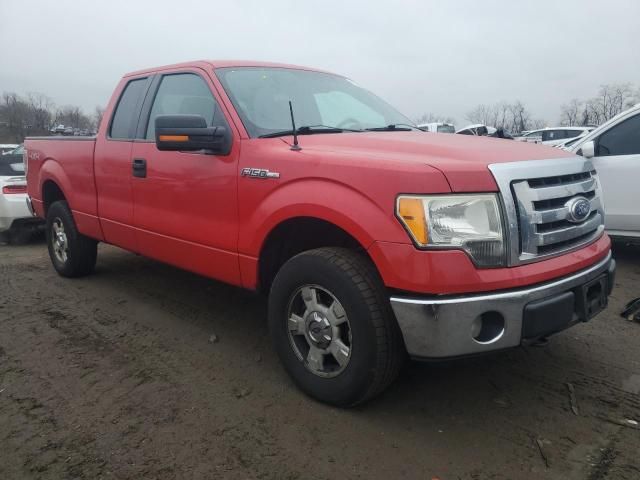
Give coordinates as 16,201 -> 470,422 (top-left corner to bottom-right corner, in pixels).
472,311 -> 505,344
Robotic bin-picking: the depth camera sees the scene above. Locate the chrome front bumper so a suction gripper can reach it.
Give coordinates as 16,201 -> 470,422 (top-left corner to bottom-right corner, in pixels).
390,252 -> 615,359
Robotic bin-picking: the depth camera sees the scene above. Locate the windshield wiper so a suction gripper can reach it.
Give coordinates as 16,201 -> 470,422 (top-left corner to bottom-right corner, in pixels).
365,124 -> 422,132
259,125 -> 361,138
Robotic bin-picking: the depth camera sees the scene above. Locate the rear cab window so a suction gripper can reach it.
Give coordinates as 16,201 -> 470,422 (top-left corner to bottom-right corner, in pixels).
109,78 -> 149,139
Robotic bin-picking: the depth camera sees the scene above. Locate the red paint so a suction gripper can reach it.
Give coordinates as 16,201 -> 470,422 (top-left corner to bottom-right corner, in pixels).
25,60 -> 610,295
369,234 -> 611,294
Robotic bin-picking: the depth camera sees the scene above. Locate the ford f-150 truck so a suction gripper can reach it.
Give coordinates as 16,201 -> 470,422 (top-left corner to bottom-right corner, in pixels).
25,61 -> 615,406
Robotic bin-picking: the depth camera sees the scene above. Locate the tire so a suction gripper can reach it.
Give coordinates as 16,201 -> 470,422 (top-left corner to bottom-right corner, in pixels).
46,200 -> 97,277
268,247 -> 405,407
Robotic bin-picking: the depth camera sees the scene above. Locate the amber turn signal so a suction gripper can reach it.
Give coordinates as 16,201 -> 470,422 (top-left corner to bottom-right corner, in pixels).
159,135 -> 189,142
397,197 -> 428,245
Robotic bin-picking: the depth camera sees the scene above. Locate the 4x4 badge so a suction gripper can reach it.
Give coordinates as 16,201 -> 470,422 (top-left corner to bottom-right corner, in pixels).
241,168 -> 280,179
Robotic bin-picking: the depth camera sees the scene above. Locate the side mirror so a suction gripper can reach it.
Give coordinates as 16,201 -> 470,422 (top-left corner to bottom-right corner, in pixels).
579,140 -> 595,158
155,114 -> 231,154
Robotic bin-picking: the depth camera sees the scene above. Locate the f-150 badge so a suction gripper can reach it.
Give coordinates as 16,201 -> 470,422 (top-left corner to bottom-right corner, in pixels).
241,168 -> 280,179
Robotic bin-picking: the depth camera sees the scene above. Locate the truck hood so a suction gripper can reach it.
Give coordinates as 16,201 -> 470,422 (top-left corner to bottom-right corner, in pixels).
284,131 -> 575,192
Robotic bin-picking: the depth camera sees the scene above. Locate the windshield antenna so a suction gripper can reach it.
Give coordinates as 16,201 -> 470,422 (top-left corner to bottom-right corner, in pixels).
288,100 -> 301,151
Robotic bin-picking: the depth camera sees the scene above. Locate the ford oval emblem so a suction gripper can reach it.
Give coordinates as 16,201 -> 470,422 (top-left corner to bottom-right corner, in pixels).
566,196 -> 591,223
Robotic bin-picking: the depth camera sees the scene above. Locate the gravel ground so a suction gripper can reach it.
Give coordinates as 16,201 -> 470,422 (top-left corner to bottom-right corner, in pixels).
0,238 -> 639,480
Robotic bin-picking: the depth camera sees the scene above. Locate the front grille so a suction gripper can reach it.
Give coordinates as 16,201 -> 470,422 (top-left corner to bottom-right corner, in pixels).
488,158 -> 605,266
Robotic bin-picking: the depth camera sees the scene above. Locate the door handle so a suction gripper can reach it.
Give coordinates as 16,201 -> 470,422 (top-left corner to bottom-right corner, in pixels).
132,158 -> 147,178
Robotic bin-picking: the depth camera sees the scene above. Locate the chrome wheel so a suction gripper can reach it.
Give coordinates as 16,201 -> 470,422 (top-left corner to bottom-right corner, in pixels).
287,285 -> 352,378
51,217 -> 68,263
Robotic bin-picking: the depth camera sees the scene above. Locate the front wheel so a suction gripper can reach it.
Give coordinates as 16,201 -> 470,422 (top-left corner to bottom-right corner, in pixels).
46,200 -> 97,277
268,247 -> 405,407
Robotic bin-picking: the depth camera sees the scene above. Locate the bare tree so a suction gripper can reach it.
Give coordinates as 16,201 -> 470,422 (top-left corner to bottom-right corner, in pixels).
465,104 -> 494,126
26,92 -> 55,133
560,99 -> 582,126
571,83 -> 638,126
55,105 -> 92,130
415,112 -> 455,125
466,101 -> 540,134
0,92 -> 29,142
93,105 -> 106,131
509,101 -> 532,133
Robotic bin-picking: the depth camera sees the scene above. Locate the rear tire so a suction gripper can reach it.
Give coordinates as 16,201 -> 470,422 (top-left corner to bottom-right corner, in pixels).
46,200 -> 97,277
268,247 -> 405,407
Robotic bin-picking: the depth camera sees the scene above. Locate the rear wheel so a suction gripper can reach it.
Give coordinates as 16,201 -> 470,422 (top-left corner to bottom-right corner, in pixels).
46,200 -> 97,277
268,247 -> 405,407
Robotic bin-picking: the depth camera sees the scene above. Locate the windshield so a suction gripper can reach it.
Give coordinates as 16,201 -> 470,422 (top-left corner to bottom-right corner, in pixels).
215,67 -> 413,138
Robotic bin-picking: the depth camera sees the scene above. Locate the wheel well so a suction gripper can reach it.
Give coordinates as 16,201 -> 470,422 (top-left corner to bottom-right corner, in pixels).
42,181 -> 66,214
258,217 -> 371,293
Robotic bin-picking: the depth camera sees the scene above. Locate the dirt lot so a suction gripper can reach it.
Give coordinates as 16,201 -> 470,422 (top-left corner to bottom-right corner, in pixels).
0,239 -> 639,480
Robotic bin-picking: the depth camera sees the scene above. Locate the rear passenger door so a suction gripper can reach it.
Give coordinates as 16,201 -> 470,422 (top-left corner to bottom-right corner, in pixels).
129,69 -> 241,285
94,76 -> 151,251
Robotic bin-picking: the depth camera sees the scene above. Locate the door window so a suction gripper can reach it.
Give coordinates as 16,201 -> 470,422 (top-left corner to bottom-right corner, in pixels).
146,73 -> 226,140
542,130 -> 562,141
597,114 -> 640,156
564,129 -> 583,139
109,78 -> 148,139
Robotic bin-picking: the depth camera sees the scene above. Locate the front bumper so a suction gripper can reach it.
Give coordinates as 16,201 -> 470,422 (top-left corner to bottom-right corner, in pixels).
390,252 -> 615,359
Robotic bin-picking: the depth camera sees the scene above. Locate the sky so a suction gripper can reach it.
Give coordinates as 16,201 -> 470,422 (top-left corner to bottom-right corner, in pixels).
1,0 -> 639,127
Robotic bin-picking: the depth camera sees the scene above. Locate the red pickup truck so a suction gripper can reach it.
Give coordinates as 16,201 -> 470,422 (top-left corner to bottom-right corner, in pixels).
25,60 -> 615,406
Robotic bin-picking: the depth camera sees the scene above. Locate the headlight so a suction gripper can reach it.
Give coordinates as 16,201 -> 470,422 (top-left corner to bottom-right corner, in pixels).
397,194 -> 505,267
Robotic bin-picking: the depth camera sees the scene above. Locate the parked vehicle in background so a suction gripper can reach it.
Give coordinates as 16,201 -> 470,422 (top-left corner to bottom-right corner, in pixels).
456,124 -> 496,136
418,122 -> 455,133
567,103 -> 640,239
456,124 -> 513,139
516,127 -> 593,146
0,145 -> 42,243
25,60 -> 615,406
0,144 -> 19,155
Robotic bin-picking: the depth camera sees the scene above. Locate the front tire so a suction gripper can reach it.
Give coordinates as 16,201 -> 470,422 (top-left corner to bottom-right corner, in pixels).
268,247 -> 405,407
46,200 -> 97,277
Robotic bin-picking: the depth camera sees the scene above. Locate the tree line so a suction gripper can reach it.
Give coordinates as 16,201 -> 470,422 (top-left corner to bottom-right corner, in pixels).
559,83 -> 638,127
0,91 -> 105,143
417,83 -> 639,134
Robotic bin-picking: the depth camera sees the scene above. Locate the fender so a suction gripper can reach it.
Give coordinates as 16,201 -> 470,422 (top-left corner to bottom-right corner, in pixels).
240,177 -> 411,256
38,157 -> 105,241
39,158 -> 75,210
237,178 -> 413,289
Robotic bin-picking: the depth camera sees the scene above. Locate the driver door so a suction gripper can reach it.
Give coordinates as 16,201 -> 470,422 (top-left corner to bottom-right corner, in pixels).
130,70 -> 241,285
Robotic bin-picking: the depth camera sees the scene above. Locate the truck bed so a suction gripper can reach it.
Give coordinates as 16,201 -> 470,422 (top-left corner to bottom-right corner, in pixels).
25,136 -> 100,237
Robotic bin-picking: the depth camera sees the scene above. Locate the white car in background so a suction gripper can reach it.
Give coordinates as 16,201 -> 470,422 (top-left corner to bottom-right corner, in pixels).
418,122 -> 456,133
0,144 -> 19,155
516,127 -> 593,146
456,124 -> 497,136
0,145 -> 41,244
567,104 -> 640,239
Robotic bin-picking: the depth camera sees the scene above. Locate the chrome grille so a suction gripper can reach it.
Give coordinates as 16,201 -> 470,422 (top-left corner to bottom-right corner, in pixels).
489,157 -> 605,266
